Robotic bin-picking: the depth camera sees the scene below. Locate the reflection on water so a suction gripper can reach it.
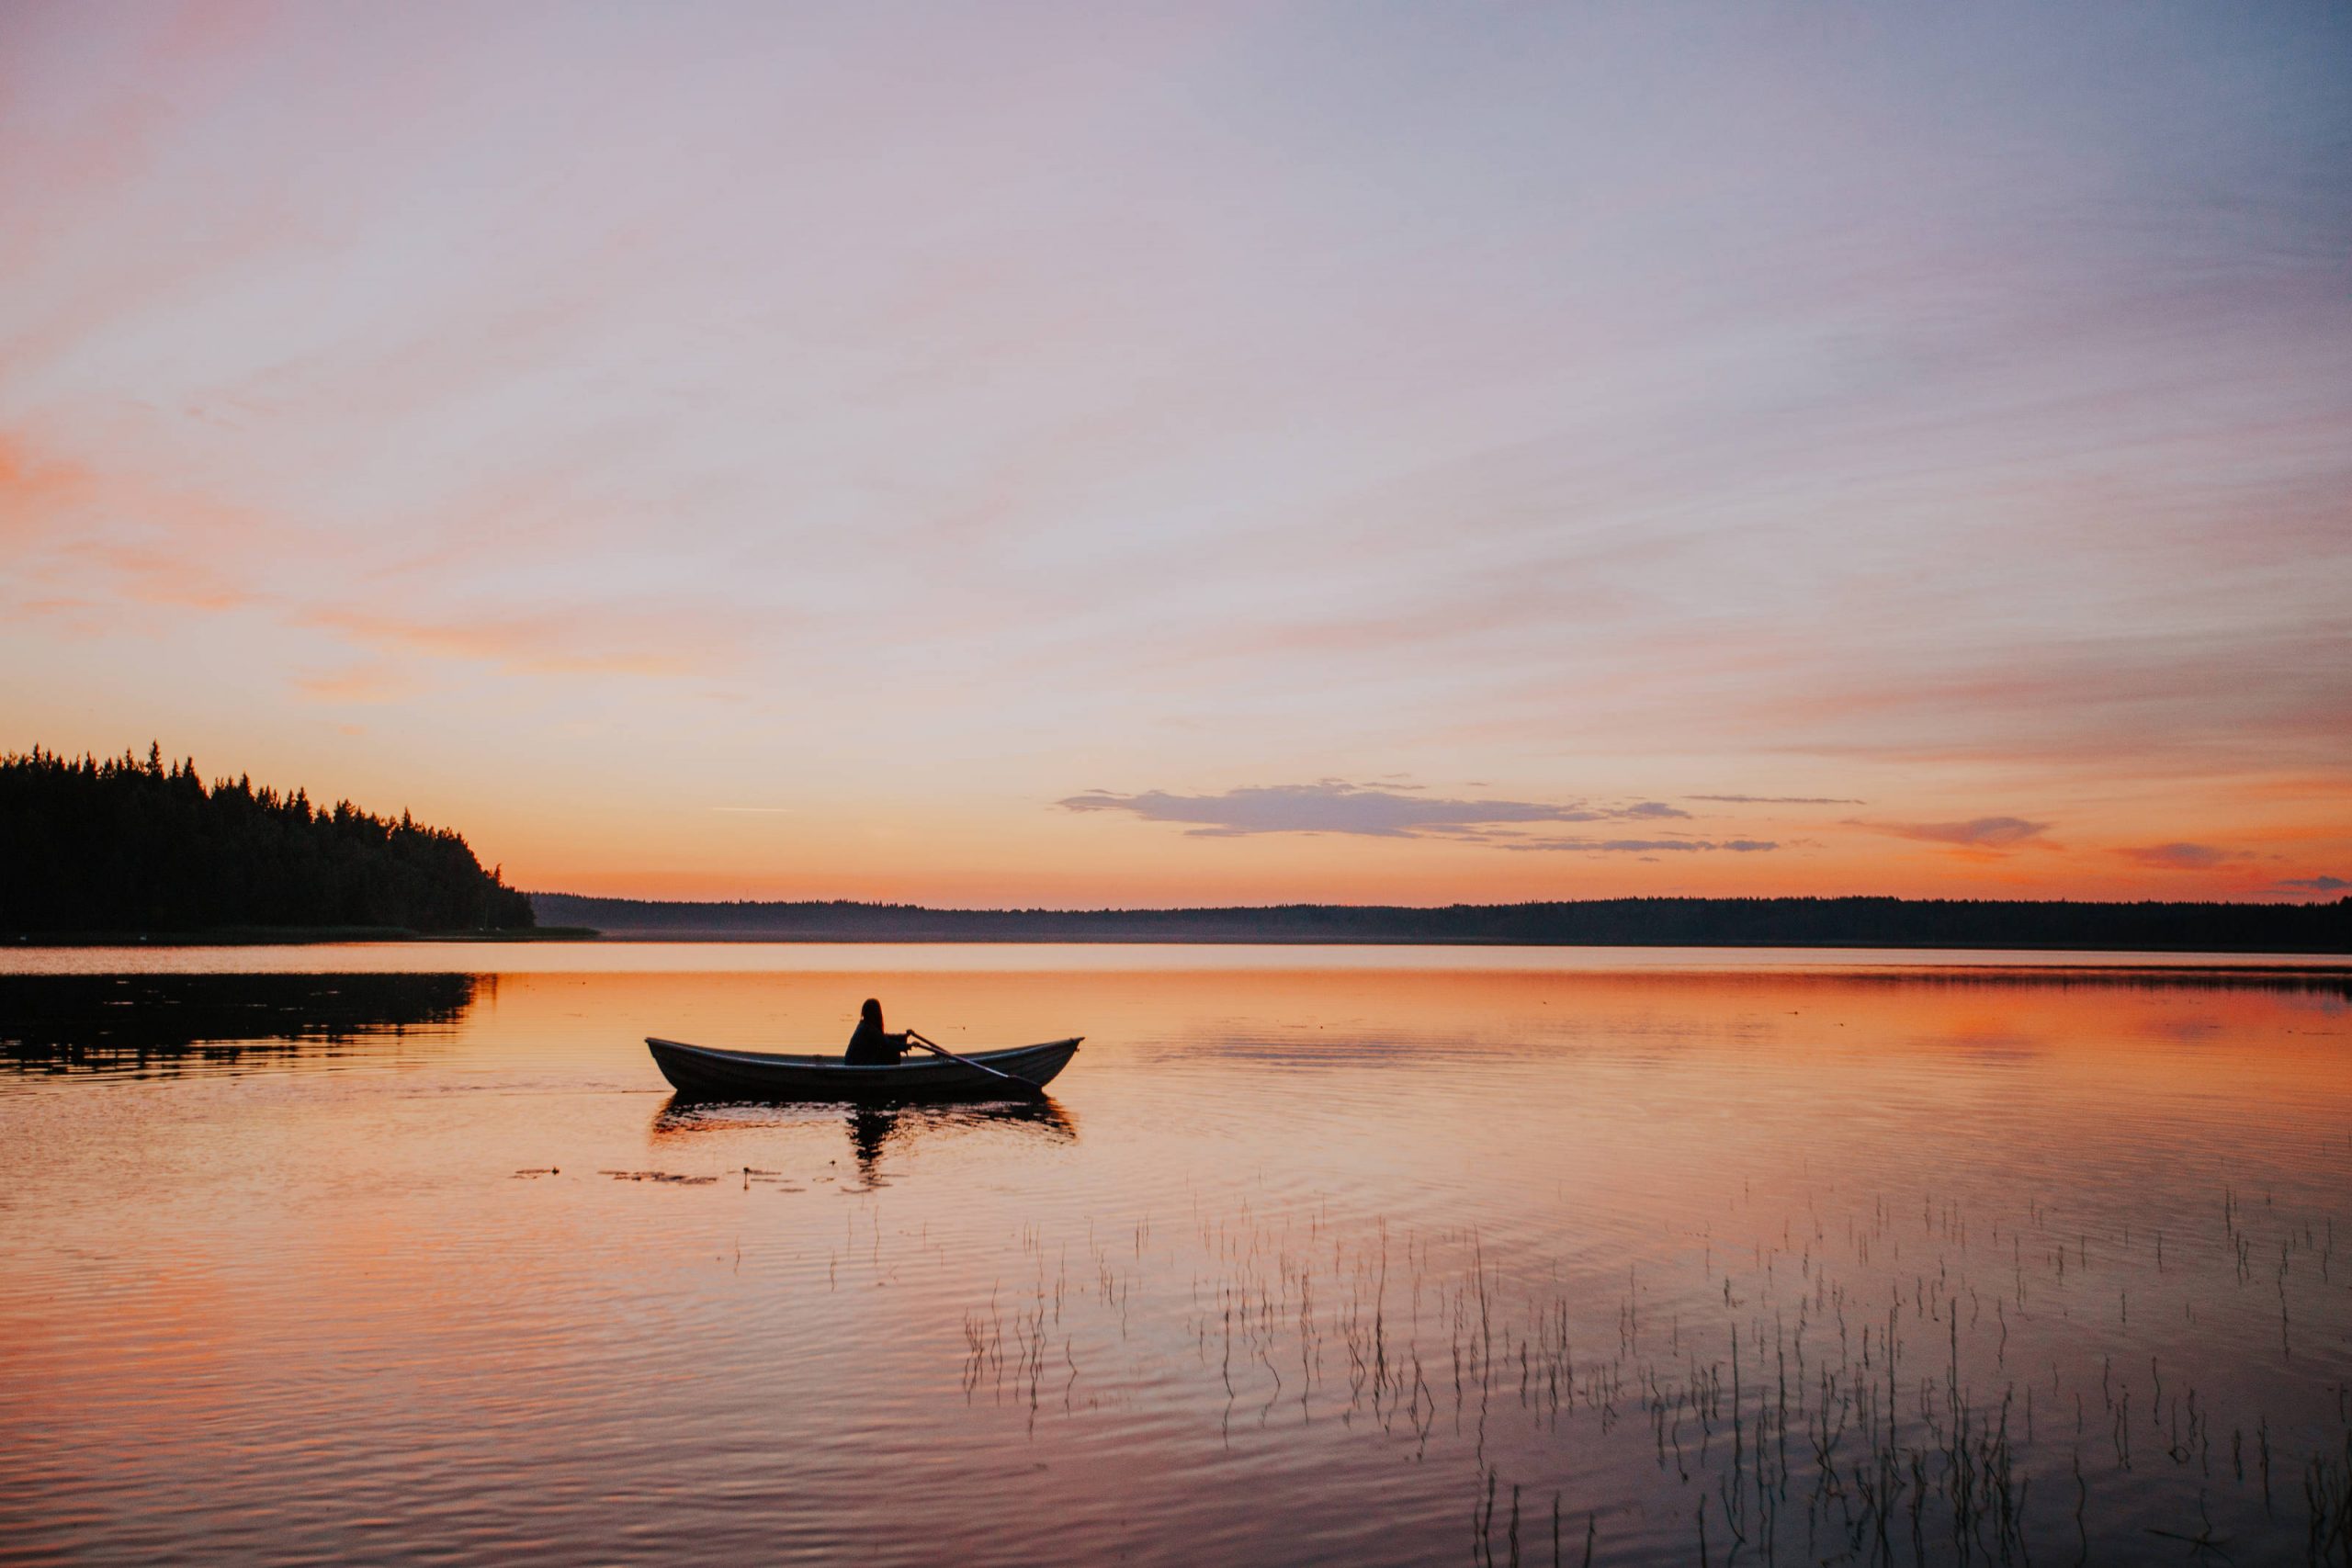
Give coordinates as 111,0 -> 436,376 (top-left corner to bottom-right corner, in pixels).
0,971 -> 481,1073
652,1095 -> 1080,1183
1,957 -> 2348,1565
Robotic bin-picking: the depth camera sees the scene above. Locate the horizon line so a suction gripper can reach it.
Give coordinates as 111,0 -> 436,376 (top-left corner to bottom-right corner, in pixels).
528,891 -> 2351,911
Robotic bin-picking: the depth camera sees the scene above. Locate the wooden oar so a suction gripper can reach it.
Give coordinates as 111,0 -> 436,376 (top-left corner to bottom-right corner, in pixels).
903,1029 -> 1046,1098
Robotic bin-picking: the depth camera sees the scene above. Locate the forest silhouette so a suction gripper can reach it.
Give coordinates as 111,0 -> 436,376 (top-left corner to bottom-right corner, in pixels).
1,745 -> 534,935
535,892 -> 2351,953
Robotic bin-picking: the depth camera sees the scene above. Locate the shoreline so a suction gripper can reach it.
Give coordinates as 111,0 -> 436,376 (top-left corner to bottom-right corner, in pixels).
4,926 -> 600,947
11,897 -> 2340,954
2,932 -> 2346,968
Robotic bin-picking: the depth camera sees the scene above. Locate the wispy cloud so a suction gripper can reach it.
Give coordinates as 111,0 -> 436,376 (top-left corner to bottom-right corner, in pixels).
1057,782 -> 1691,840
300,606 -> 730,679
295,661 -> 422,705
0,435 -> 97,545
68,540 -> 259,612
1498,837 -> 1779,854
1852,817 -> 2053,851
1690,794 -> 1865,806
2115,842 -> 2249,871
1761,627 -> 2352,777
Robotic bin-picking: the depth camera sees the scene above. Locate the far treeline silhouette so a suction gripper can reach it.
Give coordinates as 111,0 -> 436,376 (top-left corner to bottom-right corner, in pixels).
3,745 -> 535,935
533,892 -> 2350,953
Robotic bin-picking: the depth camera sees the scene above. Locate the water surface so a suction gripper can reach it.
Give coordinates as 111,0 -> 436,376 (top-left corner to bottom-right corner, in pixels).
4,949 -> 2347,1563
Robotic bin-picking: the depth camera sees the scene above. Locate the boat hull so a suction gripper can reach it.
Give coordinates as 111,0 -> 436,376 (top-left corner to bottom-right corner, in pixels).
645,1036 -> 1080,1101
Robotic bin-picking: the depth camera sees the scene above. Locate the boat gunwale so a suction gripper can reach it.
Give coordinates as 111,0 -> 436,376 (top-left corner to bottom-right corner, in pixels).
645,1035 -> 1081,1071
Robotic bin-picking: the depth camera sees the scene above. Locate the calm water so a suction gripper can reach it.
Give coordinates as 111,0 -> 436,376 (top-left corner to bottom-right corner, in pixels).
3,946 -> 2348,1565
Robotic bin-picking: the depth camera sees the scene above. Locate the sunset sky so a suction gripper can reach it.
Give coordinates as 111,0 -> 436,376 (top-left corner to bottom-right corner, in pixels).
4,2 -> 2346,906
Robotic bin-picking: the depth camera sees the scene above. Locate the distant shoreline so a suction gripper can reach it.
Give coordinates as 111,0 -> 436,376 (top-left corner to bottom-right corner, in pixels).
10,893 -> 2345,953
527,893 -> 2349,954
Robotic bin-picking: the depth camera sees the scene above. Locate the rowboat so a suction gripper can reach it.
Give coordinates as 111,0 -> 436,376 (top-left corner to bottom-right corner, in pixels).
645,1035 -> 1080,1100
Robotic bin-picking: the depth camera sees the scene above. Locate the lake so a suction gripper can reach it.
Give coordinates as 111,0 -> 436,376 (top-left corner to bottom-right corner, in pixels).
3,946 -> 2347,1564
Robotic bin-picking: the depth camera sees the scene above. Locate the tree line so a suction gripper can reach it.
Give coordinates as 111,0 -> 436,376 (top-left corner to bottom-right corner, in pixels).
2,745 -> 535,935
532,892 -> 2350,953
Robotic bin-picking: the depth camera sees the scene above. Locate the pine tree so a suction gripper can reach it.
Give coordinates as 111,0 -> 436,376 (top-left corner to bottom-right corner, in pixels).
0,744 -> 537,934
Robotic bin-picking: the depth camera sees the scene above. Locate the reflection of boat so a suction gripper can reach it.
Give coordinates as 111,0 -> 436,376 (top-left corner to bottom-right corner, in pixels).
846,1098 -> 1077,1172
649,1094 -> 1077,1178
650,1095 -> 1076,1144
644,1036 -> 1080,1100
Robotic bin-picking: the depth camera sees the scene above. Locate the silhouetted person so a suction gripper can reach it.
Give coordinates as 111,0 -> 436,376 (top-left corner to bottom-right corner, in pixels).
844,997 -> 909,1066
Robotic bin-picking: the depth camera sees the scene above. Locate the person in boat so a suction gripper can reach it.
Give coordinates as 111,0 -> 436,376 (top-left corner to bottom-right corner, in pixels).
844,998 -> 910,1066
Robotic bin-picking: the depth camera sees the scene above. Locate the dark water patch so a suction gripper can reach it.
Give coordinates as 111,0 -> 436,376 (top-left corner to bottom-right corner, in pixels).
0,971 -> 481,1074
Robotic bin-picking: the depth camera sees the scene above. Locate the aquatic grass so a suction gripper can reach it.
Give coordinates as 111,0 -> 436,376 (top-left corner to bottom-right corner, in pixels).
917,1168 -> 2352,1563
